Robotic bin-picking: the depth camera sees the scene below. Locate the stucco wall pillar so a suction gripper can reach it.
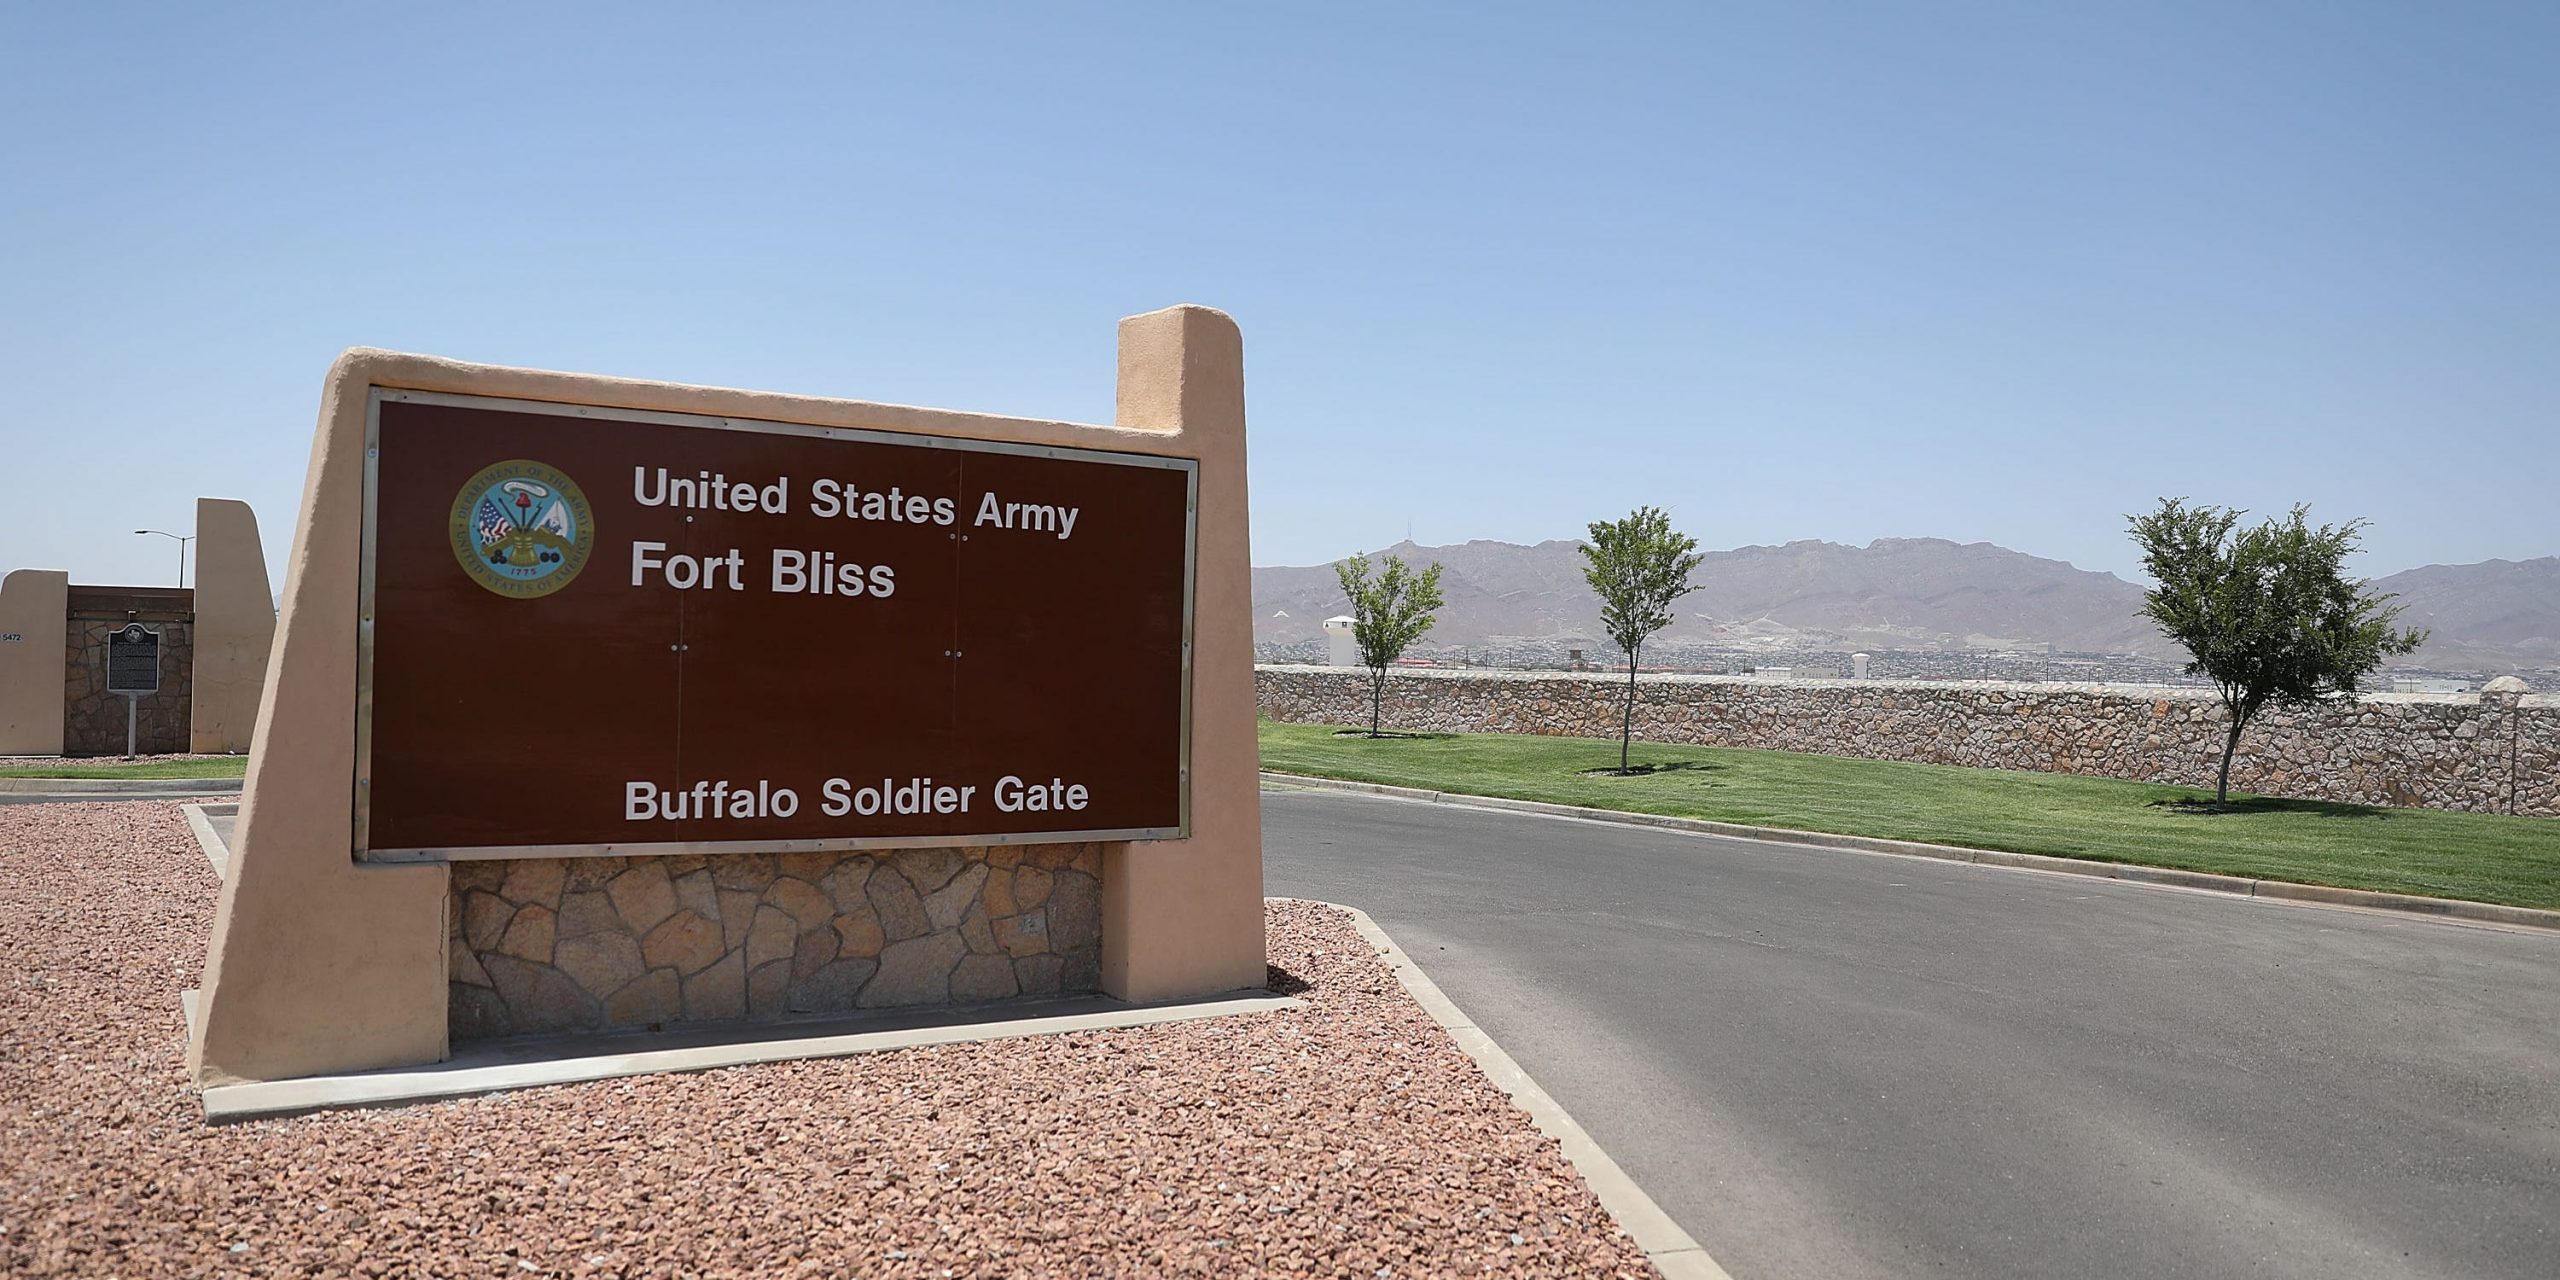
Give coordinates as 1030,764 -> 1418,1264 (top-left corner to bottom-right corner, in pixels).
190,498 -> 276,754
190,356 -> 451,1084
0,568 -> 69,754
1102,306 -> 1269,1000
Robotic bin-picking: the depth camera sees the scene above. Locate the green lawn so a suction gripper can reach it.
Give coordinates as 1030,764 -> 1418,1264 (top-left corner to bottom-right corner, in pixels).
1260,719 -> 2560,911
0,757 -> 250,780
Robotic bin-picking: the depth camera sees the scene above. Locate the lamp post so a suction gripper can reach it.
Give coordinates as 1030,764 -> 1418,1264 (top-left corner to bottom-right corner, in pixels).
135,529 -> 195,589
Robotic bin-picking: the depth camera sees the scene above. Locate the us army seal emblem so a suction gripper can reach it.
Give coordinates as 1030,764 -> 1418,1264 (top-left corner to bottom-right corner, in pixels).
449,459 -> 595,598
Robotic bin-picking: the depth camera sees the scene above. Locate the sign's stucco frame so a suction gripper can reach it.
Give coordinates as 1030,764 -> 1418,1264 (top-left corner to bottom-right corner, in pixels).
191,305 -> 1266,1085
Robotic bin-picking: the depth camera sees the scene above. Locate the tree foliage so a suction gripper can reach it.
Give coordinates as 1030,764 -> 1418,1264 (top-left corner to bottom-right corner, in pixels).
1580,506 -> 1706,772
2128,498 -> 2427,802
1334,551 -> 1446,736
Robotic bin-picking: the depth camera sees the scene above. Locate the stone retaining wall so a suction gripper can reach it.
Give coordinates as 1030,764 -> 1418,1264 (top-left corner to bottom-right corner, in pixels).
1257,666 -> 2559,819
448,844 -> 1102,1042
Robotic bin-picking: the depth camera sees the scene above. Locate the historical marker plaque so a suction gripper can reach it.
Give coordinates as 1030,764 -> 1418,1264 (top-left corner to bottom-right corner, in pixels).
106,624 -> 161,694
357,390 -> 1196,859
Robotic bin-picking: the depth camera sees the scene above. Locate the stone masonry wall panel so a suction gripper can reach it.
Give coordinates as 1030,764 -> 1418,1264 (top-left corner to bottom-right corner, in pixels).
1257,667 -> 2558,819
448,844 -> 1105,1042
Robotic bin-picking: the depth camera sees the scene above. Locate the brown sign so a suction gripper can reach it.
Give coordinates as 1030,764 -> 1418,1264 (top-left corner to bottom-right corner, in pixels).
357,391 -> 1194,858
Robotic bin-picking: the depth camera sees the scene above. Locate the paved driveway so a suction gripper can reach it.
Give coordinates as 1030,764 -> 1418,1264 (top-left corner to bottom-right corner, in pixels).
1263,785 -> 2560,1280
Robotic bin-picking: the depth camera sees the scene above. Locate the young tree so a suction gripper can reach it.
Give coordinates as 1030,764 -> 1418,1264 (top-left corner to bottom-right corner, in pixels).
2128,499 -> 2426,804
1333,551 -> 1446,736
1580,507 -> 1706,773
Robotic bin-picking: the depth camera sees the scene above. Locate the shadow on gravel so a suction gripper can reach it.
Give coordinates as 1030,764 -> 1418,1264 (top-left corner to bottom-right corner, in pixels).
1265,964 -> 1314,996
2149,796 -> 2394,820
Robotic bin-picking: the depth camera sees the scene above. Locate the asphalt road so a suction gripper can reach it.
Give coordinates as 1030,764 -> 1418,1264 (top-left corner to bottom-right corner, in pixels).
1262,785 -> 2560,1280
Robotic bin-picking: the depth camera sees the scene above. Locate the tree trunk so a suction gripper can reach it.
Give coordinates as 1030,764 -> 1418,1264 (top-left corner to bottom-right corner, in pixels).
1370,667 -> 1384,737
2216,717 -> 2244,803
1620,645 -> 1639,773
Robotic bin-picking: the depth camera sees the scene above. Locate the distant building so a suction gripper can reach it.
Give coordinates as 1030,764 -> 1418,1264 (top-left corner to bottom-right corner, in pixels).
0,498 -> 273,755
1324,615 -> 1358,667
2390,677 -> 2471,695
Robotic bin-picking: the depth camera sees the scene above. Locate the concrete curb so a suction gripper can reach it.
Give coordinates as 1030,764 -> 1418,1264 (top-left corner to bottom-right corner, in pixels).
193,990 -> 1300,1123
0,776 -> 242,794
1263,772 -> 2560,935
1274,898 -> 1734,1280
180,801 -> 235,879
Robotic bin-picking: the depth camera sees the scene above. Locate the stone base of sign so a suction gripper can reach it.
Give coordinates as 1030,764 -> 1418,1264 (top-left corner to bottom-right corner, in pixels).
449,846 -> 1103,1040
192,305 -> 1266,1085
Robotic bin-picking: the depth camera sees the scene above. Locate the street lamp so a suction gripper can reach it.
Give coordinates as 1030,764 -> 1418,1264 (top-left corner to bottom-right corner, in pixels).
135,529 -> 195,589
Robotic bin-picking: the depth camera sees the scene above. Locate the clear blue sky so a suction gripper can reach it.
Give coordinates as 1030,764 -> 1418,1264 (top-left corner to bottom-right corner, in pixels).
4,2 -> 2552,589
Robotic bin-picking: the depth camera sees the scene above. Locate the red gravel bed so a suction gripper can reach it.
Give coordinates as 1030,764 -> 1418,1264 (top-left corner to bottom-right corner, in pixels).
1,802 -> 1654,1278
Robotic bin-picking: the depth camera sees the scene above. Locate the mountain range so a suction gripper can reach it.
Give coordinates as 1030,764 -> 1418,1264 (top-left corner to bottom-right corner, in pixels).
1253,538 -> 2560,674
